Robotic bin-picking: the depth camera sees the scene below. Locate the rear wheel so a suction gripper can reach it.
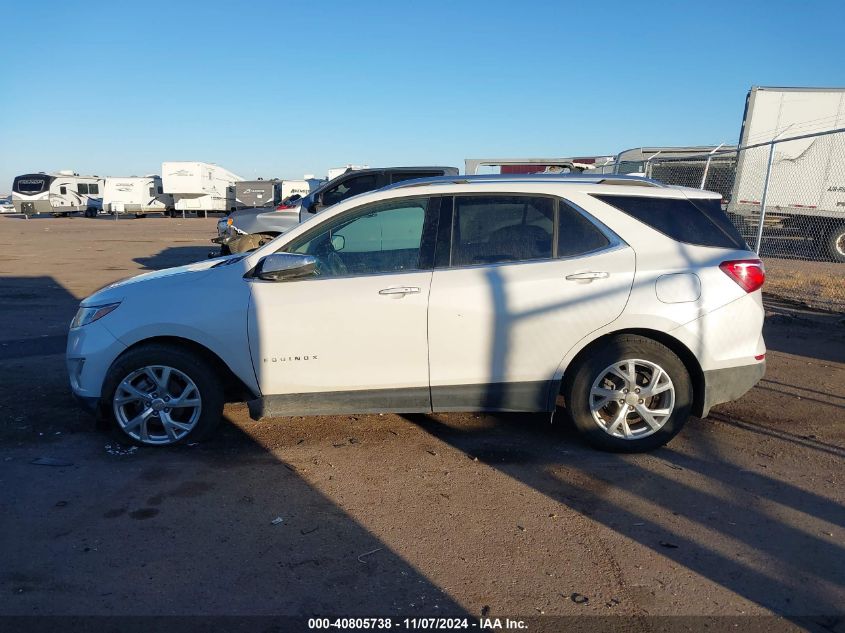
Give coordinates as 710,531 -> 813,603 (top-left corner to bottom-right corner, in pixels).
825,223 -> 845,263
563,335 -> 692,452
102,345 -> 223,446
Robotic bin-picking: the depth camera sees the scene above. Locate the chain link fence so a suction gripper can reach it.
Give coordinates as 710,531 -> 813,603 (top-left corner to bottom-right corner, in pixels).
641,129 -> 845,313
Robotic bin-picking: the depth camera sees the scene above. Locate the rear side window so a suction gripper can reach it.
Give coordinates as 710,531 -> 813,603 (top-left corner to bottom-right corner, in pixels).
452,196 -> 555,265
592,195 -> 747,249
78,183 -> 89,195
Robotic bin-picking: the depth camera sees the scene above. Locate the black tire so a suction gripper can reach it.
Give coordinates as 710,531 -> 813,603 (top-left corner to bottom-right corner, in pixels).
102,344 -> 224,446
824,224 -> 845,263
562,335 -> 692,453
134,213 -> 145,219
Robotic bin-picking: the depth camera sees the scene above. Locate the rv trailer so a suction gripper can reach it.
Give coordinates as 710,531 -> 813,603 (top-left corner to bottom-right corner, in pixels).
727,86 -> 845,261
326,165 -> 369,181
280,177 -> 323,201
235,180 -> 280,210
11,171 -> 104,217
102,176 -> 174,217
161,161 -> 243,215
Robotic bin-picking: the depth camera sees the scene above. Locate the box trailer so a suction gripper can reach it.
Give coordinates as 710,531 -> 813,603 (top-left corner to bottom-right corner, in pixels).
162,161 -> 243,214
727,86 -> 845,261
103,175 -> 174,217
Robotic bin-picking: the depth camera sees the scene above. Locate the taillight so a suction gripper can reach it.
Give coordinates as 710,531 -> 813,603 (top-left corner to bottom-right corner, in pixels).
275,204 -> 294,211
719,259 -> 765,293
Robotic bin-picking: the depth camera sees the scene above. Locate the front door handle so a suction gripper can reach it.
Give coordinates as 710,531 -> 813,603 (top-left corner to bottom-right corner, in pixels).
565,271 -> 609,281
378,286 -> 421,296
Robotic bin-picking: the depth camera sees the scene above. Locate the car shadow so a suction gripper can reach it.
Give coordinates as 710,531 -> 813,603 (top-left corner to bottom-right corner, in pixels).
399,411 -> 845,624
133,246 -> 218,270
0,273 -> 469,619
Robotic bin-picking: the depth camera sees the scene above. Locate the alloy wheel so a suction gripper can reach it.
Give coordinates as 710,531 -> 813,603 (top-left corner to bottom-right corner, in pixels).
589,359 -> 675,439
113,365 -> 202,445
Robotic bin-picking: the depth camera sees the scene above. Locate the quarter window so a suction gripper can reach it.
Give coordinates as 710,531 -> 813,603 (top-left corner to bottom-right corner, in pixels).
284,198 -> 429,278
452,196 -> 555,266
592,194 -> 746,249
557,200 -> 610,256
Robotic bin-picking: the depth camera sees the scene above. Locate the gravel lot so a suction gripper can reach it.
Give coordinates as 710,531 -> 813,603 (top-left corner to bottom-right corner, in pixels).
1,216 -> 843,630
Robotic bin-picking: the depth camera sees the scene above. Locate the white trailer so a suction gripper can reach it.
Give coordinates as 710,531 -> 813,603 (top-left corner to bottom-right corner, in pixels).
102,175 -> 174,217
326,165 -> 368,181
12,171 -> 104,216
162,161 -> 243,214
727,86 -> 845,261
280,177 -> 323,201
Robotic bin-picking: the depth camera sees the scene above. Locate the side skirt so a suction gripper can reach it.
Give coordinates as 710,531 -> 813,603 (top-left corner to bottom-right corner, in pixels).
247,381 -> 556,420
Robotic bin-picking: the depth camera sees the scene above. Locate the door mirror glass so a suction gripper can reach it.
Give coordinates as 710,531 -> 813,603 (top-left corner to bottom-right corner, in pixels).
330,234 -> 345,251
255,253 -> 317,282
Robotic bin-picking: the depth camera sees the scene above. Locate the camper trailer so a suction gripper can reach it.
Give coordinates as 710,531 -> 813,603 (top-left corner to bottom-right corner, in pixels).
235,180 -> 280,210
102,176 -> 174,217
326,165 -> 368,181
161,161 -> 243,214
280,177 -> 323,201
11,171 -> 104,217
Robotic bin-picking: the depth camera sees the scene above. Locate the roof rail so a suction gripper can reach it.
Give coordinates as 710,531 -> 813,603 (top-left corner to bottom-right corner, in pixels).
383,173 -> 666,190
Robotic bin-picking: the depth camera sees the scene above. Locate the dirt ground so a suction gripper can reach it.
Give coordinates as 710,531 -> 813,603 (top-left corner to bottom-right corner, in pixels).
0,216 -> 843,631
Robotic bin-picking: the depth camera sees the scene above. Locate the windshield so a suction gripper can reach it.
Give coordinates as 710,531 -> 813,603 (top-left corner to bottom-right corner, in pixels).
13,175 -> 51,194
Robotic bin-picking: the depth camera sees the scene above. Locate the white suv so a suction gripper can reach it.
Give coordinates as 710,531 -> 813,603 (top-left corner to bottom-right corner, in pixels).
67,175 -> 766,452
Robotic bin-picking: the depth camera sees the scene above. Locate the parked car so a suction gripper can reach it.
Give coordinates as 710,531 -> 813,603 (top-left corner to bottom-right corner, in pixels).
214,166 -> 459,254
68,174 -> 765,452
0,195 -> 15,213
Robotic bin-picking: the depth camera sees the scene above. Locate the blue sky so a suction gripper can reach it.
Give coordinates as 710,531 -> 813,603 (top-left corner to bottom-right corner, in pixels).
2,0 -> 844,190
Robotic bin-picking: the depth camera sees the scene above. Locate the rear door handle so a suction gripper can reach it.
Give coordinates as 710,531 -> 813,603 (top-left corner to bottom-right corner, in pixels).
565,271 -> 609,281
378,286 -> 421,296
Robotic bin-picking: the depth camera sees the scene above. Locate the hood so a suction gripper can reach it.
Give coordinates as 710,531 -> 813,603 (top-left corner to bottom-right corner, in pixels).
82,254 -> 245,306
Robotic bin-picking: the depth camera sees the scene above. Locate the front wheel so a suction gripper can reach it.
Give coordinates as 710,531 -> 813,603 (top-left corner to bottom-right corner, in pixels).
102,345 -> 224,446
563,335 -> 692,452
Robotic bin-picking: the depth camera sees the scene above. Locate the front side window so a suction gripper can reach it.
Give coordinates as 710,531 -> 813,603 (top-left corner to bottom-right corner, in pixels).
321,174 -> 379,207
452,196 -> 554,266
284,198 -> 428,278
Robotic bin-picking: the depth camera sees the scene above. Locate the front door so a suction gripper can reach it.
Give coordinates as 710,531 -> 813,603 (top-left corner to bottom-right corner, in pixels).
427,194 -> 636,412
248,196 -> 436,414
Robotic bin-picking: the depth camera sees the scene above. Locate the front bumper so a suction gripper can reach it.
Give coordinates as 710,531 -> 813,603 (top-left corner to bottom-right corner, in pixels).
699,360 -> 765,417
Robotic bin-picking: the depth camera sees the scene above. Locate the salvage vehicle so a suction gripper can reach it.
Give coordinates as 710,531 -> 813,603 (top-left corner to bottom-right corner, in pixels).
68,174 -> 766,452
215,166 -> 459,254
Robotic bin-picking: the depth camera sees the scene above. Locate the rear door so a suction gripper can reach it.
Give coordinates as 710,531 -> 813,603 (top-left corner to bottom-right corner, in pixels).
427,194 -> 636,411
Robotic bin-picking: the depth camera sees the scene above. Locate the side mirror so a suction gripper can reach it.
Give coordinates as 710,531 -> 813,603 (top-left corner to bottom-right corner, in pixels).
254,253 -> 317,282
330,234 -> 345,251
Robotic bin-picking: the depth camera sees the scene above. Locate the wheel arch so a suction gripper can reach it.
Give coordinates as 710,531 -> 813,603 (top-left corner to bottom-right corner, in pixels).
114,335 -> 257,402
556,328 -> 706,418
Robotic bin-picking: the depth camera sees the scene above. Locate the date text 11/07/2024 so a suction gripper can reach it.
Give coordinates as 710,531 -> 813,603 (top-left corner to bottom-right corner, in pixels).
307,617 -> 529,630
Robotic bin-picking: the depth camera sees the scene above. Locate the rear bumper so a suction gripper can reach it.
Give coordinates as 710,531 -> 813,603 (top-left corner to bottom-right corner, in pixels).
699,360 -> 765,417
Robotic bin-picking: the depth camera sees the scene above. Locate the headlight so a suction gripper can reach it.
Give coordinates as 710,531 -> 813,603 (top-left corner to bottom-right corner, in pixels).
71,302 -> 121,329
